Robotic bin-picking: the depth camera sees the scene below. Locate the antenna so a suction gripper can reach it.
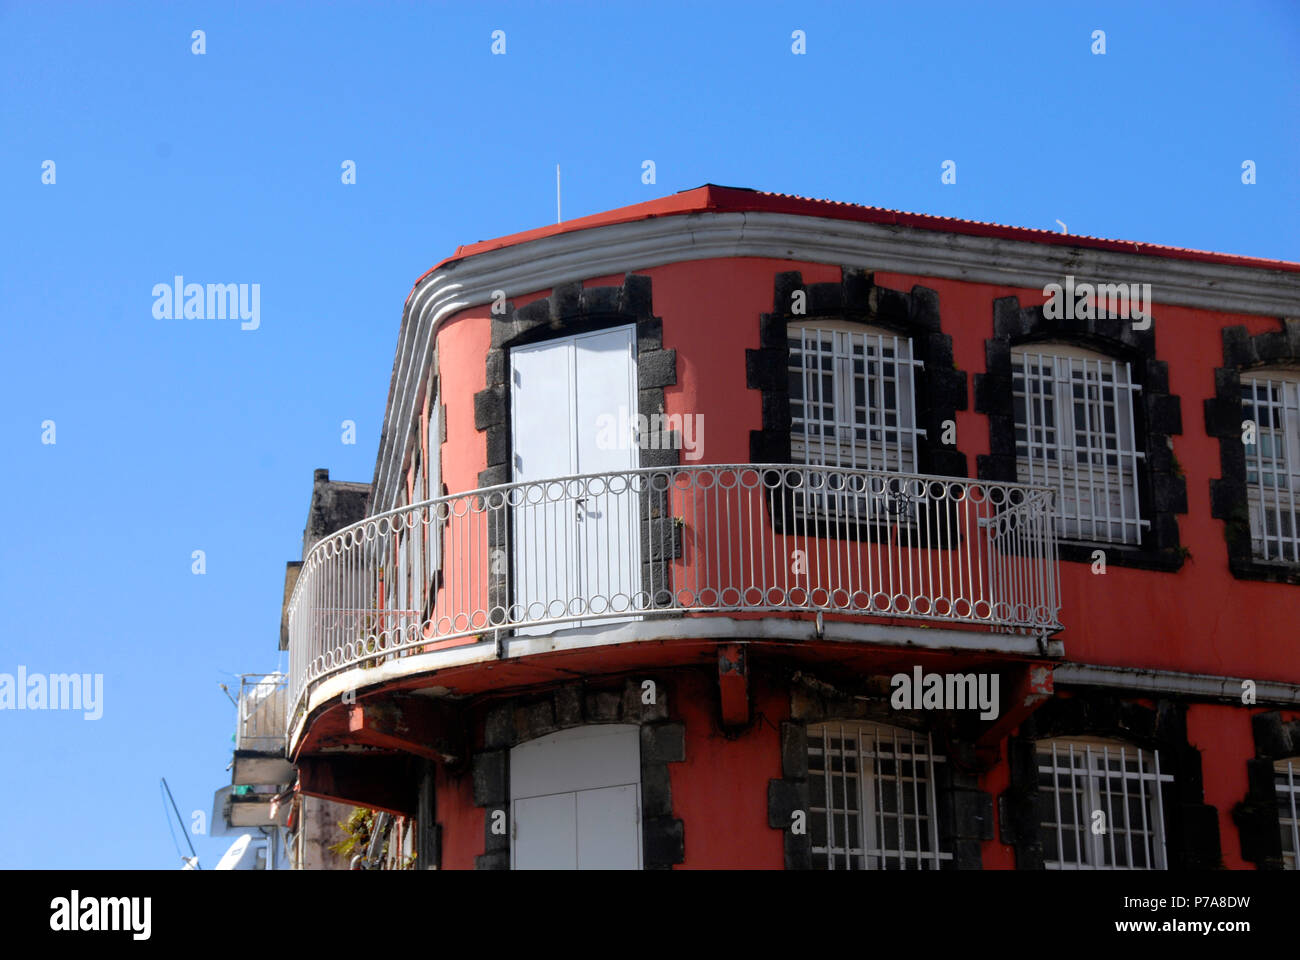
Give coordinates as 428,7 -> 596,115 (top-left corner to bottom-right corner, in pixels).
160,777 -> 201,869
556,164 -> 561,224
217,682 -> 237,707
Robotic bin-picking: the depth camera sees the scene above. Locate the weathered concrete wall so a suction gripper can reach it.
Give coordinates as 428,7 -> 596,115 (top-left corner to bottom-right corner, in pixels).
295,795 -> 356,870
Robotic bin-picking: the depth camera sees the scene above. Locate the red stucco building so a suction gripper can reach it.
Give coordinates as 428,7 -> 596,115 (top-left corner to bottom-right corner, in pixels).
280,185 -> 1300,870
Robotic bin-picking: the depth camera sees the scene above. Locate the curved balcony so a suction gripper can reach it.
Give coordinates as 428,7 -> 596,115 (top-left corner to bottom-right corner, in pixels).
287,464 -> 1062,730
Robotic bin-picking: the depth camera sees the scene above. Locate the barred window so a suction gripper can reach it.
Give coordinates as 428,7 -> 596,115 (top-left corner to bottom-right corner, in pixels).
1276,759 -> 1300,870
1036,737 -> 1171,869
1012,345 -> 1145,544
1241,372 -> 1300,563
427,370 -> 443,573
806,721 -> 951,870
789,322 -> 924,474
412,455 -> 425,618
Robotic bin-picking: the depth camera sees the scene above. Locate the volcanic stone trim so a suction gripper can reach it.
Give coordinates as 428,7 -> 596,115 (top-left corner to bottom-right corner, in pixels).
974,295 -> 1186,571
1000,692 -> 1222,870
1233,712 -> 1300,869
770,677 -> 990,869
747,267 -> 969,477
470,676 -> 684,870
472,274 -> 683,618
1203,319 -> 1300,585
416,759 -> 440,870
746,268 -> 969,543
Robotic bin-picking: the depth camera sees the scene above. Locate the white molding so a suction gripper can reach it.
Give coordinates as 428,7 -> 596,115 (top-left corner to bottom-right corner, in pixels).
372,211 -> 1300,510
289,615 -> 1064,751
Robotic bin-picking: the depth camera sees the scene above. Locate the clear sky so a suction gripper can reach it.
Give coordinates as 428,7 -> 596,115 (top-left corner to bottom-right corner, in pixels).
0,0 -> 1296,869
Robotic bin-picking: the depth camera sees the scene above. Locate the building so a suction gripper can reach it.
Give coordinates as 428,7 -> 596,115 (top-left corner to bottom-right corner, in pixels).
280,185 -> 1300,870
208,673 -> 293,870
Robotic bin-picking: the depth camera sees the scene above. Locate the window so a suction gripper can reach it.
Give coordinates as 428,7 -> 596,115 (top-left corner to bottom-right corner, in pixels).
789,322 -> 924,474
806,720 -> 950,870
391,489 -> 409,635
412,453 -> 424,618
1241,372 -> 1300,563
426,370 -> 443,575
1036,737 -> 1171,869
1276,759 -> 1300,870
1012,345 -> 1145,544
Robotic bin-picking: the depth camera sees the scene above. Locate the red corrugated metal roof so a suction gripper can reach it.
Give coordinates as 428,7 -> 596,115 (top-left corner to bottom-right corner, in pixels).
406,184 -> 1300,305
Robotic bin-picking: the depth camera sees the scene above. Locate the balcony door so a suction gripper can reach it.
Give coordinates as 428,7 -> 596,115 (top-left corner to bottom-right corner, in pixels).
510,725 -> 642,870
509,325 -> 641,631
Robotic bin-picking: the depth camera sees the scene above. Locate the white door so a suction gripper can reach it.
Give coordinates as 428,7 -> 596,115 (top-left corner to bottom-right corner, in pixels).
509,326 -> 641,630
510,725 -> 642,870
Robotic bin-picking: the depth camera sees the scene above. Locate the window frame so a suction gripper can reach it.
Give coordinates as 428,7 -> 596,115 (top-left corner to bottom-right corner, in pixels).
975,294 -> 1187,572
788,320 -> 926,475
1205,321 -> 1300,584
805,720 -> 952,871
1035,736 -> 1171,870
426,368 -> 443,577
1276,758 -> 1300,870
1011,342 -> 1147,546
1240,368 -> 1300,564
747,268 -> 969,483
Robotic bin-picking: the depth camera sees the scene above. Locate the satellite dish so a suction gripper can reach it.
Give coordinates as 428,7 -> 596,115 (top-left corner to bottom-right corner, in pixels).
215,834 -> 262,870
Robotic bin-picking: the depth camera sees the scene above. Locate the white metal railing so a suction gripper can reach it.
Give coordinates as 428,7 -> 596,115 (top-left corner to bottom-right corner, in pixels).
287,465 -> 1062,728
236,674 -> 288,753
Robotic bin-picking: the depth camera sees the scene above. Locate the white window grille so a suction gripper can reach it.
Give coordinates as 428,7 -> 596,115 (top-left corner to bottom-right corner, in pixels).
789,322 -> 924,473
427,373 -> 443,574
413,456 -> 424,618
1241,373 -> 1300,563
1276,759 -> 1300,870
1012,345 -> 1145,544
394,489 -> 409,624
1036,737 -> 1171,869
806,720 -> 951,870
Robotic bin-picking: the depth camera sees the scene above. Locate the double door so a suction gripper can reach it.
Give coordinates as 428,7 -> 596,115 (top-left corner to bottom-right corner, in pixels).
509,326 -> 642,629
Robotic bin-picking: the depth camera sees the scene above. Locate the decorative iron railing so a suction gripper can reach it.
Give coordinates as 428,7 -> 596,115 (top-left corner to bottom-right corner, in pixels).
287,465 -> 1061,730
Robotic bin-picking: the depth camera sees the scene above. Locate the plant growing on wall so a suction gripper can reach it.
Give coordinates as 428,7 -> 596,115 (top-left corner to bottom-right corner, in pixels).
328,806 -> 374,858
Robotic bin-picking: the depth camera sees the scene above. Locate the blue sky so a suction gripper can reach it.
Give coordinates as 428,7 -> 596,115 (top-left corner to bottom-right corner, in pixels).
0,0 -> 1296,869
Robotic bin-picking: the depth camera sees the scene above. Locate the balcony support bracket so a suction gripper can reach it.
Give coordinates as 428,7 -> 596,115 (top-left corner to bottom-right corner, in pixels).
298,754 -> 418,817
717,643 -> 750,728
975,663 -> 1055,764
346,694 -> 464,764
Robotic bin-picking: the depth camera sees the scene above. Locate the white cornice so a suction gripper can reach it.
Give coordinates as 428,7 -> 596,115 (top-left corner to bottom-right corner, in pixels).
372,211 -> 1300,510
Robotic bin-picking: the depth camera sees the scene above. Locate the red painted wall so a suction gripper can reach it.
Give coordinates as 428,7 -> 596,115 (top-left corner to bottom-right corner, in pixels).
430,256 -> 1296,682
669,671 -> 785,869
436,761 -> 483,871
412,252 -> 1296,868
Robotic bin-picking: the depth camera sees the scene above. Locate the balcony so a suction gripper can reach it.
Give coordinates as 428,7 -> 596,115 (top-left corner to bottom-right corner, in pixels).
287,464 -> 1062,730
232,674 -> 293,786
